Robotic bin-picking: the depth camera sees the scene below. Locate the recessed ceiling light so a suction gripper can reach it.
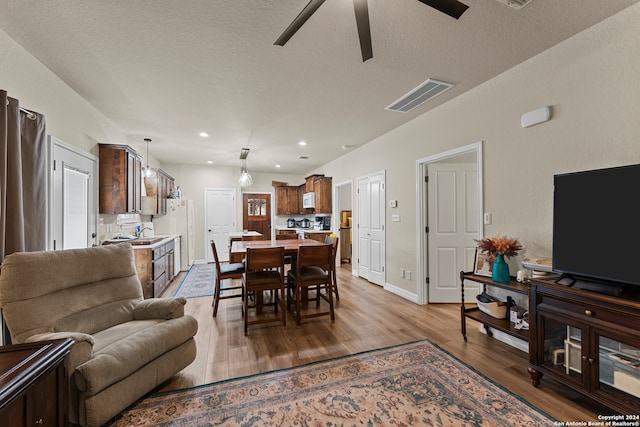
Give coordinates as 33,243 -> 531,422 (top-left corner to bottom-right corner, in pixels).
275,164 -> 281,168
199,132 -> 209,137
298,141 -> 307,146
207,160 -> 213,164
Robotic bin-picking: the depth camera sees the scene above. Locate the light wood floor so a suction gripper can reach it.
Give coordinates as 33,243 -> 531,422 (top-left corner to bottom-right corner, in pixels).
157,264 -> 607,422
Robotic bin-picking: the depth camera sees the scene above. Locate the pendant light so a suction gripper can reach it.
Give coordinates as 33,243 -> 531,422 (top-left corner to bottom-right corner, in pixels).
238,147 -> 253,188
142,138 -> 156,178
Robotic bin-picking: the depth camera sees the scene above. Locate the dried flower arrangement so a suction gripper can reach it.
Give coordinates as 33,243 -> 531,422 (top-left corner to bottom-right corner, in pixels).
476,235 -> 523,263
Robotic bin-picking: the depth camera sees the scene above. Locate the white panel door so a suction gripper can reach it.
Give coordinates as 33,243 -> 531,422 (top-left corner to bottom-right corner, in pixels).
205,188 -> 236,263
428,163 -> 479,302
357,171 -> 386,286
50,136 -> 98,249
357,177 -> 370,280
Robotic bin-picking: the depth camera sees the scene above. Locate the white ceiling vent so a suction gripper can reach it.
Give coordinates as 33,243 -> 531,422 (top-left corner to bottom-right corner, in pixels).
385,79 -> 454,113
493,0 -> 533,10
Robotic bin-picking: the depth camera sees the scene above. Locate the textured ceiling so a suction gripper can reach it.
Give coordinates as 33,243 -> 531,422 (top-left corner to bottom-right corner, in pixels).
1,0 -> 637,174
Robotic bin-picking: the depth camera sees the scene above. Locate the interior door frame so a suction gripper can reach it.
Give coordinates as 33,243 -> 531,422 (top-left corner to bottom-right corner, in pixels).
48,135 -> 99,250
415,141 -> 484,305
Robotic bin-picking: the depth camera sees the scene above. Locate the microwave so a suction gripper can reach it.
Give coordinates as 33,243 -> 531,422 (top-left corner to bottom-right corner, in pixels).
302,192 -> 315,209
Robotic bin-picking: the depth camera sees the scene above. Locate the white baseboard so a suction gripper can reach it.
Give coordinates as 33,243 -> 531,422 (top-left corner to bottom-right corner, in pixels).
384,282 -> 419,303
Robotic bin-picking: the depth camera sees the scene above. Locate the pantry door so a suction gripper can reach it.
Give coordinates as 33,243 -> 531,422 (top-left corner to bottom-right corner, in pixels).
205,188 -> 236,262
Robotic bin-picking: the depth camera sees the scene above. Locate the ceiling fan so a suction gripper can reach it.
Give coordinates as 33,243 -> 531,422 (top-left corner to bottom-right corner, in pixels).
274,0 -> 469,62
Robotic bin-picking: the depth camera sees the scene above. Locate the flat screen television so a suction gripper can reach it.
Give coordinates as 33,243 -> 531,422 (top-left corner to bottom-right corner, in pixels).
553,164 -> 640,290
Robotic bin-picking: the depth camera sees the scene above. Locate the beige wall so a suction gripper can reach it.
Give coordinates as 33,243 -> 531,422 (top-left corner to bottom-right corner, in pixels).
309,3 -> 640,296
2,4 -> 639,300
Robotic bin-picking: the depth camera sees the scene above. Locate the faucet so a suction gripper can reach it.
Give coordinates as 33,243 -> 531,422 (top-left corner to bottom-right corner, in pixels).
135,225 -> 152,237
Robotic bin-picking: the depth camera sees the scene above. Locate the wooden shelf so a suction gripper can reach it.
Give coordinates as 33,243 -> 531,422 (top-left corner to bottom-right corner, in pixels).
463,305 -> 529,341
460,271 -> 530,343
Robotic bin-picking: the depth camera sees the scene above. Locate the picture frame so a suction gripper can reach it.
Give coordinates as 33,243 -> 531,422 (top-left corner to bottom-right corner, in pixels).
474,249 -> 492,277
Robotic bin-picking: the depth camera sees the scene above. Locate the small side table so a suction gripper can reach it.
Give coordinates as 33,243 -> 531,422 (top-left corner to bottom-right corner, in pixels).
0,339 -> 73,427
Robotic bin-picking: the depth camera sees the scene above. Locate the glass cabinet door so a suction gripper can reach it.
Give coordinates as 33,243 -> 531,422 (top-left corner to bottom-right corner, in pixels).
540,313 -> 587,388
593,331 -> 640,406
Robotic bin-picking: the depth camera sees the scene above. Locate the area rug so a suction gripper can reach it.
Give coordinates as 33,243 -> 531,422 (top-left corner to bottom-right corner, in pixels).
108,339 -> 555,426
173,264 -> 215,298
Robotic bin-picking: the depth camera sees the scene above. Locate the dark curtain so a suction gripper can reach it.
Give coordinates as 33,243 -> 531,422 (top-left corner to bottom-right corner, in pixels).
0,89 -> 47,344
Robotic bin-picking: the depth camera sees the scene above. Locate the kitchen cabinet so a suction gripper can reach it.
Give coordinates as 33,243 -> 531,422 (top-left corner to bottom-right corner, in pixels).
133,239 -> 175,298
99,144 -> 142,214
305,175 -> 332,213
0,339 -> 73,427
339,228 -> 351,263
142,169 -> 175,215
528,279 -> 640,414
275,186 -> 301,215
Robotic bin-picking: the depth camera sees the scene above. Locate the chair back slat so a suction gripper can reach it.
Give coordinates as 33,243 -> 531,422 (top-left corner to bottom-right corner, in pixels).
297,244 -> 332,271
246,246 -> 284,271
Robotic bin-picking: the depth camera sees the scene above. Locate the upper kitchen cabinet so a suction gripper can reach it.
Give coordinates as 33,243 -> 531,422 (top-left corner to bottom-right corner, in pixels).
306,174 -> 332,214
142,169 -> 175,216
275,185 -> 301,215
99,144 -> 142,214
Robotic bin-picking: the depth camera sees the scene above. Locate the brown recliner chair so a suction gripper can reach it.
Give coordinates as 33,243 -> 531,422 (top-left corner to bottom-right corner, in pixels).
0,243 -> 198,427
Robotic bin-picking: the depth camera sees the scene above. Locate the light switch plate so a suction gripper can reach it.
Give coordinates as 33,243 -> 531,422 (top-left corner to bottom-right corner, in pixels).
391,214 -> 400,222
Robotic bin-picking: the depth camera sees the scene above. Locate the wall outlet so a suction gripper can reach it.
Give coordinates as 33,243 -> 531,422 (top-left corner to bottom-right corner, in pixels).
406,270 -> 411,280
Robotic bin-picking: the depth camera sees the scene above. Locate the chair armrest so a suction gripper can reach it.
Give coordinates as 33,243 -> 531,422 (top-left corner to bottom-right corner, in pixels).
133,297 -> 186,320
25,332 -> 95,382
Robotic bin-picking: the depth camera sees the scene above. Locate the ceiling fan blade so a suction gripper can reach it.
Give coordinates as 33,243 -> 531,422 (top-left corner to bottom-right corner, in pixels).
274,0 -> 326,46
353,0 -> 373,62
417,0 -> 469,20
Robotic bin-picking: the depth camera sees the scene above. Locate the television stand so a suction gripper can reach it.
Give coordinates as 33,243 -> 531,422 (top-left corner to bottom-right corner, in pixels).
528,277 -> 640,414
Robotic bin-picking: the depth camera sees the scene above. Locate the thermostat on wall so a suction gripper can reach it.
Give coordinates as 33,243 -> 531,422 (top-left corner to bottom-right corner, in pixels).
389,200 -> 398,208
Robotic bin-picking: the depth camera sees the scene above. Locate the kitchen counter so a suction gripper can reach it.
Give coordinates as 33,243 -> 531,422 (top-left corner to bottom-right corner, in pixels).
229,231 -> 263,239
276,227 -> 331,234
103,235 -> 179,249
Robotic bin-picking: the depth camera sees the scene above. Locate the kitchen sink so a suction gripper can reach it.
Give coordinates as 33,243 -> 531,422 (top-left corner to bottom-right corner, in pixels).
128,237 -> 164,245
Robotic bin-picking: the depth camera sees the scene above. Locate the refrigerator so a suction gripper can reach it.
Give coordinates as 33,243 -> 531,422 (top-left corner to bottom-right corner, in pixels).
152,199 -> 195,271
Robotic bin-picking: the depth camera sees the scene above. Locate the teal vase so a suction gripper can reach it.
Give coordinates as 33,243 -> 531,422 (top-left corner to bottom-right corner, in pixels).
492,254 -> 510,284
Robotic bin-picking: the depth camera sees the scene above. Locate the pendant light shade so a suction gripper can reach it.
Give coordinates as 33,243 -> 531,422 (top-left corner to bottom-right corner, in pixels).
238,147 -> 253,188
142,138 -> 156,178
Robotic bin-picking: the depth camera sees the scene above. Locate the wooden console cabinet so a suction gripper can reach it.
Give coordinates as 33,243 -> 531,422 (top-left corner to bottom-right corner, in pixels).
460,271 -> 529,343
0,339 -> 73,427
528,279 -> 640,414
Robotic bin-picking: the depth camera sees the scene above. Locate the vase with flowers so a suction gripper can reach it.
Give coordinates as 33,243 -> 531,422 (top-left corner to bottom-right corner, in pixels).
476,235 -> 523,284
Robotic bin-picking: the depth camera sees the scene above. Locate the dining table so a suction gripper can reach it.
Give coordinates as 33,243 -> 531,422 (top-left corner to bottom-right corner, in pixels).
230,238 -> 327,310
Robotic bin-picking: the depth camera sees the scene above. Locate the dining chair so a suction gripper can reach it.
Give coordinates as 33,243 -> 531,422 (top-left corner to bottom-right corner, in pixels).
275,233 -> 298,267
210,240 -> 244,317
243,246 -> 286,334
324,235 -> 340,301
286,243 -> 334,326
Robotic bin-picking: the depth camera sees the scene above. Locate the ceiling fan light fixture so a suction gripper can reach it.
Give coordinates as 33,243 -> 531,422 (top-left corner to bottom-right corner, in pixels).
142,138 -> 156,178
